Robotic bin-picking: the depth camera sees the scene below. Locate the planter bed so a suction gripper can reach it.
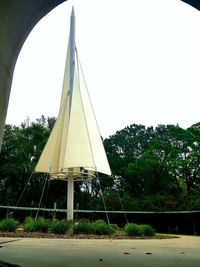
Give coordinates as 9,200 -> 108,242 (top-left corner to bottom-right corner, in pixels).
0,231 -> 178,239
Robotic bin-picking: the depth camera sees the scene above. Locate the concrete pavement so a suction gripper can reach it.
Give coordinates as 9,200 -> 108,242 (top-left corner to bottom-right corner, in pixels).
0,235 -> 199,267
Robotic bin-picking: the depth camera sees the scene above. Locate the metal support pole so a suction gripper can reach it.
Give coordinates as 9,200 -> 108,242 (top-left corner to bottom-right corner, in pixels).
67,177 -> 74,220
53,202 -> 57,220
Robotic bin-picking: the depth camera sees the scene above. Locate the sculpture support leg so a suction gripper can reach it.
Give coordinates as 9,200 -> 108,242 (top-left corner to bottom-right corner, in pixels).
67,177 -> 74,220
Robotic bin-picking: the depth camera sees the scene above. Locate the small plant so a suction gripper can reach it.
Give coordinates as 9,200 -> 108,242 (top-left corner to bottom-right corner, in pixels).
124,223 -> 156,237
73,220 -> 115,235
124,223 -> 143,236
34,217 -> 48,232
140,224 -> 156,236
93,220 -> 115,235
73,221 -> 95,234
48,220 -> 71,234
24,217 -> 48,233
23,216 -> 35,232
0,218 -> 18,232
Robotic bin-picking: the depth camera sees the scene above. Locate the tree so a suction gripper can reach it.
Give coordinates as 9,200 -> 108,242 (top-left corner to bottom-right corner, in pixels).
0,116 -> 53,206
1,119 -> 200,212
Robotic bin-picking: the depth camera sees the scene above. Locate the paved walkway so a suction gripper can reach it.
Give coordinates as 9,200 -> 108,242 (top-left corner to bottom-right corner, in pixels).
0,235 -> 199,267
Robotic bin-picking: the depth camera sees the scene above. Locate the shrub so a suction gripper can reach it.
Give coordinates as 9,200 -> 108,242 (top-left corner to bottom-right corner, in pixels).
124,223 -> 156,237
73,220 -> 115,235
0,218 -> 18,232
140,224 -> 156,236
93,220 -> 115,235
34,217 -> 48,232
23,217 -> 35,232
73,221 -> 95,234
48,220 -> 71,234
24,217 -> 48,233
124,223 -> 143,236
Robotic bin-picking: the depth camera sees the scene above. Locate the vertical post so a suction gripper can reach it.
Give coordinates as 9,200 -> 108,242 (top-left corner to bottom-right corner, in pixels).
6,208 -> 9,218
53,202 -> 57,220
67,177 -> 74,220
193,214 -> 197,235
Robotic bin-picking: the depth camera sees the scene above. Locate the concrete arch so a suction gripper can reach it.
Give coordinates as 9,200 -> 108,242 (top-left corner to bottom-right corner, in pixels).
182,0 -> 200,11
0,0 -> 66,149
0,0 -> 199,150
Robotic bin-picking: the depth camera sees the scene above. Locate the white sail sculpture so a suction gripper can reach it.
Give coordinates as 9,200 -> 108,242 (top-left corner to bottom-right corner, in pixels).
35,7 -> 111,220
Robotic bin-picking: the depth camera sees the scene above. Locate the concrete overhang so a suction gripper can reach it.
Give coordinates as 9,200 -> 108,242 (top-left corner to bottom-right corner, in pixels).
181,0 -> 200,11
0,0 -> 66,150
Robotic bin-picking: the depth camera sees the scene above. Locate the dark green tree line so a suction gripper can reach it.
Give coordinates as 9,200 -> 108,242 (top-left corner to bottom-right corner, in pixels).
103,124 -> 200,210
0,117 -> 200,212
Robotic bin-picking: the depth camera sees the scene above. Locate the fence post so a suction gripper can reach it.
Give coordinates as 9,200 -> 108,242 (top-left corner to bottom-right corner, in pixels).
193,214 -> 197,235
53,202 -> 57,220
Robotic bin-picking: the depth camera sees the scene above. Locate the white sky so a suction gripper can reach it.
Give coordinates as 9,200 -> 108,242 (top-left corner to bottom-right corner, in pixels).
6,0 -> 200,138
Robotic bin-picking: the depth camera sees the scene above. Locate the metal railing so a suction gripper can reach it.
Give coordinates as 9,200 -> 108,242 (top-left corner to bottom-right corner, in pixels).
0,205 -> 199,214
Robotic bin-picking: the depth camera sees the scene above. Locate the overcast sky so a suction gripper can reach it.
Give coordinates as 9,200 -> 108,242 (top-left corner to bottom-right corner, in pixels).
6,0 -> 200,138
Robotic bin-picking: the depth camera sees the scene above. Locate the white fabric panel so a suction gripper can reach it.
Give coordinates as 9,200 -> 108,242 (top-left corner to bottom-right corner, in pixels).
63,68 -> 94,169
35,27 -> 111,177
77,57 -> 111,176
35,43 -> 71,174
35,112 -> 62,173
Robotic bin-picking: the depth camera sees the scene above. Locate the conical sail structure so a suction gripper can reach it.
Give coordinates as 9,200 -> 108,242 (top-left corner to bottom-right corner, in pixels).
35,7 -> 111,219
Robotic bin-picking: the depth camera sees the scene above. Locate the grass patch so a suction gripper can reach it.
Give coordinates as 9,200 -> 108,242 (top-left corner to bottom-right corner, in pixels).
155,233 -> 179,239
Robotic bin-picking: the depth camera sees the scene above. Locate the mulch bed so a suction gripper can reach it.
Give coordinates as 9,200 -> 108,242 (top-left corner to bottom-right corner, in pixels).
0,231 -> 178,239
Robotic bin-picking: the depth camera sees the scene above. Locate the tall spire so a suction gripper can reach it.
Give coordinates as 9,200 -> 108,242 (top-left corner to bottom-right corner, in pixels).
69,6 -> 75,107
35,6 -> 111,220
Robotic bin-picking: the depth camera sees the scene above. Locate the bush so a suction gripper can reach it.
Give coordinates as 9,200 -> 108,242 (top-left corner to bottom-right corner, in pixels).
93,220 -> 115,235
124,223 -> 143,236
34,217 -> 48,232
48,220 -> 71,234
73,221 -> 95,234
124,223 -> 156,237
140,224 -> 156,236
23,217 -> 35,232
0,218 -> 18,232
24,217 -> 48,233
73,220 -> 115,235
